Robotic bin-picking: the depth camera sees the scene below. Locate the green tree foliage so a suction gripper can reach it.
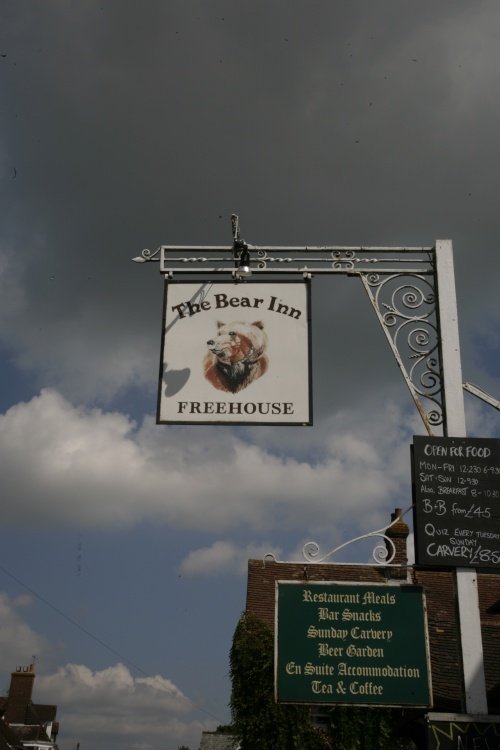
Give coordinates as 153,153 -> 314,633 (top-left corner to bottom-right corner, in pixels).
230,612 -> 327,750
328,706 -> 401,749
230,612 -> 418,750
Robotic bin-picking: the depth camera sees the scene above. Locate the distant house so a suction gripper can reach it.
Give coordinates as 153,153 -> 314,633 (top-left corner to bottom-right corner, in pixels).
199,730 -> 240,750
0,665 -> 59,750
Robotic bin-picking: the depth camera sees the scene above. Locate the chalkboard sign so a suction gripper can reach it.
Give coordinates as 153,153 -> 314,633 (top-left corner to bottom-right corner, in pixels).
412,436 -> 500,569
427,717 -> 500,749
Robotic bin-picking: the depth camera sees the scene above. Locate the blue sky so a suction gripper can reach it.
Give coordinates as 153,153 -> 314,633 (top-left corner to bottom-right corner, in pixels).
1,2 -> 500,748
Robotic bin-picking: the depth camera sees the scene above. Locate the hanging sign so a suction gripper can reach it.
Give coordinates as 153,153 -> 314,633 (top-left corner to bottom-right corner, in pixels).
157,281 -> 312,425
412,436 -> 500,568
275,582 -> 432,707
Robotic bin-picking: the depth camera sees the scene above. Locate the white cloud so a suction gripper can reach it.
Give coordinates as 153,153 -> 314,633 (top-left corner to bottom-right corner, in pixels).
36,663 -> 210,750
38,662 -> 190,713
179,541 -> 282,577
0,389 -> 416,534
0,593 -> 48,674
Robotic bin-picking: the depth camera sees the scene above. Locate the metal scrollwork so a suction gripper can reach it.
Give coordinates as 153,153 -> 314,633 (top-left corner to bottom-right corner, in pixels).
257,249 -> 268,270
132,247 -> 162,263
331,249 -> 355,270
302,531 -> 396,566
362,272 -> 443,433
264,507 -> 411,566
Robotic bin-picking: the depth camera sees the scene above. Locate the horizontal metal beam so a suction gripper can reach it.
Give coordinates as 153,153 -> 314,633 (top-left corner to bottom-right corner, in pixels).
133,244 -> 435,278
133,244 -> 434,258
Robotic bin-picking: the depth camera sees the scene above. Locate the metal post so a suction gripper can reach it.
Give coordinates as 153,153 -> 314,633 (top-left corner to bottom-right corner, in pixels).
435,240 -> 488,714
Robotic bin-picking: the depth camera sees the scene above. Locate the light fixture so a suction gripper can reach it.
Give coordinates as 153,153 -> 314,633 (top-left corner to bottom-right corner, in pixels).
231,215 -> 252,278
233,234 -> 252,278
237,245 -> 252,276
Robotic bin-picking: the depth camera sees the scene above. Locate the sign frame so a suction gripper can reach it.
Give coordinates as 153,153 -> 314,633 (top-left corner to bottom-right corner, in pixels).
157,279 -> 312,426
274,580 -> 433,708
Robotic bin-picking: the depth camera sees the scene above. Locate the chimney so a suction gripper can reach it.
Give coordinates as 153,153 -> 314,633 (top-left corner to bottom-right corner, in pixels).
385,508 -> 409,580
4,665 -> 35,724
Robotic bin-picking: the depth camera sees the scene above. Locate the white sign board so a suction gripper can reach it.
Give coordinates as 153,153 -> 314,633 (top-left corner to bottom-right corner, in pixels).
157,281 -> 312,425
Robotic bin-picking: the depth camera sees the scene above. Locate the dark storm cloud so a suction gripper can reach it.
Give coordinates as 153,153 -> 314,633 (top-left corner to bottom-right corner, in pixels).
1,0 -> 500,411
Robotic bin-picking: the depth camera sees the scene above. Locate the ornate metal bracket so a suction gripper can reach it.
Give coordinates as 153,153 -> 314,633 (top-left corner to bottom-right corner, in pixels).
265,505 -> 413,567
360,271 -> 443,435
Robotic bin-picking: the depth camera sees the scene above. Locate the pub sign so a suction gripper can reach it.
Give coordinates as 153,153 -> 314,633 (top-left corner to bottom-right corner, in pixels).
157,281 -> 312,425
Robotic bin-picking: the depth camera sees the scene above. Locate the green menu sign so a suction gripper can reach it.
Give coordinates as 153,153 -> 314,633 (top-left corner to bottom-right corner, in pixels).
275,582 -> 432,706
